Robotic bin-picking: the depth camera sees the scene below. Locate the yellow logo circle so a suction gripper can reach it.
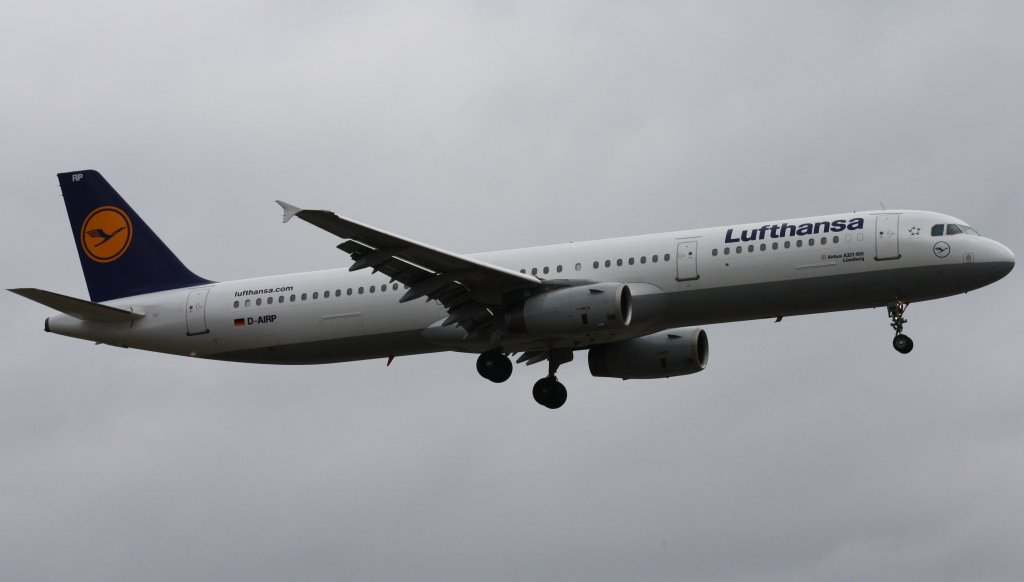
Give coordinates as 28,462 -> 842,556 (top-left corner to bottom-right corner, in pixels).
80,206 -> 133,263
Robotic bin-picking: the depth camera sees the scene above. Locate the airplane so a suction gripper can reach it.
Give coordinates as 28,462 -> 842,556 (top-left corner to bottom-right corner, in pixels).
10,170 -> 1015,409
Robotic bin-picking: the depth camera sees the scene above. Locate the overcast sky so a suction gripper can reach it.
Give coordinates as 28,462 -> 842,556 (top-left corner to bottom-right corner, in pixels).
2,2 -> 1023,581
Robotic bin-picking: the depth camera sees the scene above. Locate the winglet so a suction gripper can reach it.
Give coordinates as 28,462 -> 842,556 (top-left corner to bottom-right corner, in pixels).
276,200 -> 302,223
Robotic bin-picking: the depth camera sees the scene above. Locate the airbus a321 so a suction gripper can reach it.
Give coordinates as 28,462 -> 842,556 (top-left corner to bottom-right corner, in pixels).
11,171 -> 1014,408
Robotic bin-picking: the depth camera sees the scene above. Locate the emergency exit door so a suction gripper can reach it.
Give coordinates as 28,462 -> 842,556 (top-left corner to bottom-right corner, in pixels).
676,240 -> 699,281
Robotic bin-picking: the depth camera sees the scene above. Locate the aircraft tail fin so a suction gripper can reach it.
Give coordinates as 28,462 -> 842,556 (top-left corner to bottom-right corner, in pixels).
57,170 -> 211,302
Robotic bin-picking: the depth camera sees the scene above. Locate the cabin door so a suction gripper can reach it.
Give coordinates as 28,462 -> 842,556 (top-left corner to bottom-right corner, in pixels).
875,214 -> 901,260
186,287 -> 210,336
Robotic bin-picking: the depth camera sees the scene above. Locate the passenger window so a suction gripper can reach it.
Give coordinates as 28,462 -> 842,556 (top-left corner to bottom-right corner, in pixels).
370,286 -> 375,293
946,224 -> 962,235
312,292 -> 318,299
772,242 -> 779,250
245,299 -> 251,307
532,267 -> 538,275
301,293 -> 307,301
652,255 -> 658,263
629,258 -> 635,265
267,297 -> 273,305
335,290 -> 341,297
760,243 -> 766,251
931,224 -> 944,236
640,256 -> 647,264
556,265 -> 563,273
520,269 -> 526,274
593,261 -> 599,269
724,247 -> 730,255
233,300 -> 239,308
393,283 -> 399,290
324,290 -> 330,297
358,287 -> 364,294
712,248 -> 718,256
735,246 -> 742,254
747,245 -> 754,253
664,254 -> 670,261
808,239 -> 814,246
575,263 -> 582,271
832,236 -> 839,244
796,240 -> 803,247
347,288 -> 353,296
616,259 -> 623,266
256,298 -> 262,305
784,241 -> 791,249
821,237 -> 827,245
290,294 -> 296,302
604,260 -> 611,268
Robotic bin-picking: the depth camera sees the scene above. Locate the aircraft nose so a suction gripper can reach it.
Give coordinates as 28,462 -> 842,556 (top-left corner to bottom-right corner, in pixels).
989,240 -> 1015,279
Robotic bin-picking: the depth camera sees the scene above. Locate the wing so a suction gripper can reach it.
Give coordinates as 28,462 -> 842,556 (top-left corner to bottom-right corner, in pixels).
276,201 -> 545,333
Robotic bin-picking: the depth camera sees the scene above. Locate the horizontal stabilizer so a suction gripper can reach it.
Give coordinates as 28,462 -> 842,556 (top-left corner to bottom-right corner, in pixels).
9,288 -> 144,323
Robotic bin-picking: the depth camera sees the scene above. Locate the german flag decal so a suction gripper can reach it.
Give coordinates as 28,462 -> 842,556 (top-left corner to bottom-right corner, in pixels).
234,318 -> 245,327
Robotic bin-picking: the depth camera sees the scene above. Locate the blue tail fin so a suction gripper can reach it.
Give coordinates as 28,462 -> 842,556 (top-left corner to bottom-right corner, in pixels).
58,170 -> 212,302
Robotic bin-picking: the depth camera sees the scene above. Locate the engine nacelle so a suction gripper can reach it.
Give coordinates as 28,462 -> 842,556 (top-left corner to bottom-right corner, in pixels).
507,283 -> 632,336
588,327 -> 709,379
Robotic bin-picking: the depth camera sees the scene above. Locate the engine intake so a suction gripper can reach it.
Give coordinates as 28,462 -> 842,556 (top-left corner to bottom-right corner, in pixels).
507,283 -> 632,336
589,327 -> 709,379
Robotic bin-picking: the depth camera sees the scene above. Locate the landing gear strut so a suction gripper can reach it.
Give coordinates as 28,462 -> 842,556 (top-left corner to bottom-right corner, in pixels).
476,350 -> 513,383
533,349 -> 572,409
887,300 -> 914,354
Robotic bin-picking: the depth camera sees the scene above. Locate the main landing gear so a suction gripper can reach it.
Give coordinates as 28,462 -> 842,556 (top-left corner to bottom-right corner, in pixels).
887,300 -> 914,354
476,348 -> 571,409
533,350 -> 572,410
476,350 -> 513,383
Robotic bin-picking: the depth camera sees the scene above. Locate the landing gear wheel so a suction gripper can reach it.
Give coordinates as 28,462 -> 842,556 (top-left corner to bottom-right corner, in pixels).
893,334 -> 914,354
533,377 -> 568,409
886,300 -> 914,354
476,350 -> 513,383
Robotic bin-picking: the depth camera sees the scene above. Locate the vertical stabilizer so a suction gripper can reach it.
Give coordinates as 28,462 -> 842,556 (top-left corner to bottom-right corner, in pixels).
58,170 -> 211,302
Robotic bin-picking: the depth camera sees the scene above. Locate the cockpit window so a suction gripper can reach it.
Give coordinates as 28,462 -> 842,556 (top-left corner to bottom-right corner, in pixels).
940,224 -> 980,236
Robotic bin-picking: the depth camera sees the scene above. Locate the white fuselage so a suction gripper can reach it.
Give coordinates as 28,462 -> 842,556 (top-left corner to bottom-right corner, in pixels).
45,210 -> 1015,364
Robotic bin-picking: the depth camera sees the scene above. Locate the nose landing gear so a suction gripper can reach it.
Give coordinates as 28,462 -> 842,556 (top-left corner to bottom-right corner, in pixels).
887,300 -> 914,354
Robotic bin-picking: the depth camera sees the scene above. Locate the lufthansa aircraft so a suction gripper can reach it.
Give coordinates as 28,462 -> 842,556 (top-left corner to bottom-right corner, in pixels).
11,171 -> 1015,408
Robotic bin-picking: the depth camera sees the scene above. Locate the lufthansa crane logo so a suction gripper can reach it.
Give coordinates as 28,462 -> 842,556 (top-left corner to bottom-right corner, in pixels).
80,206 -> 132,263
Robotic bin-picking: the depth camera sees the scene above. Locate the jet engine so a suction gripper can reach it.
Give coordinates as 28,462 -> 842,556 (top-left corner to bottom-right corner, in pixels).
588,327 -> 709,379
506,283 -> 632,336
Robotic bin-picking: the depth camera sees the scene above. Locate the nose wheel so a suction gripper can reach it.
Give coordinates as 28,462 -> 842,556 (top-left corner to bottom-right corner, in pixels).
887,300 -> 914,354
